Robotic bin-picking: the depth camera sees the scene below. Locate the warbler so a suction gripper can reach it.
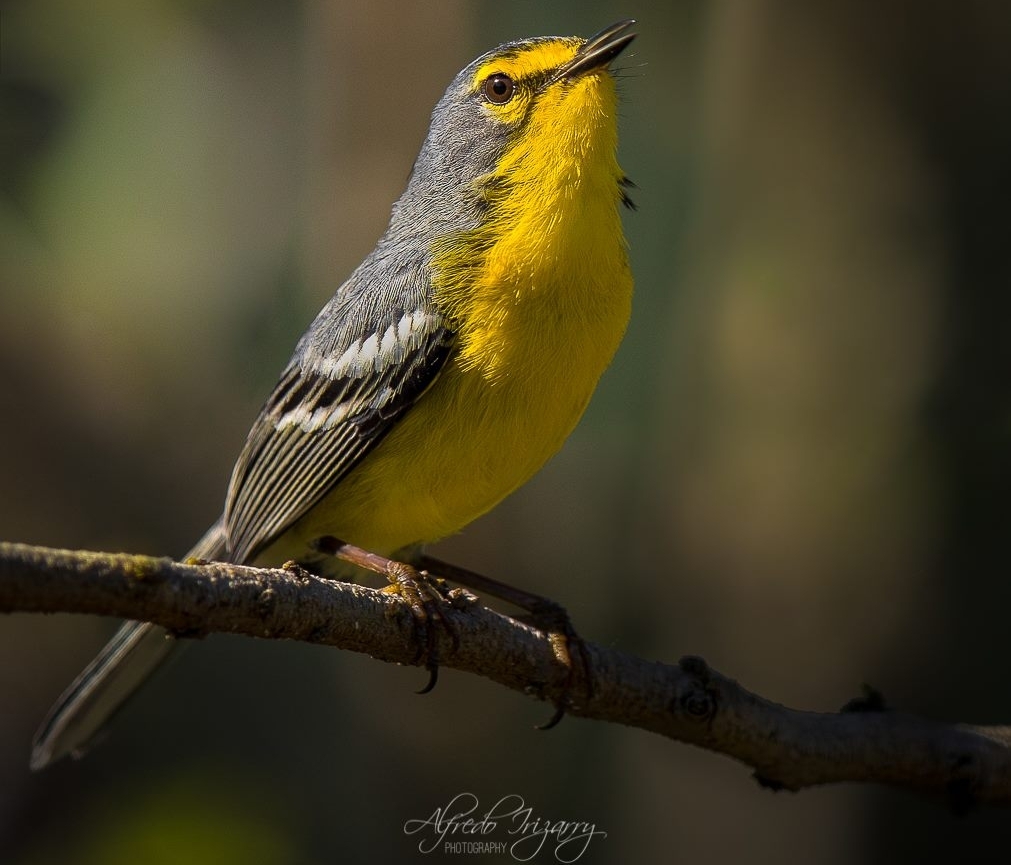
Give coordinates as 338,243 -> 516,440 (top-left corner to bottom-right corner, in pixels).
31,20 -> 637,769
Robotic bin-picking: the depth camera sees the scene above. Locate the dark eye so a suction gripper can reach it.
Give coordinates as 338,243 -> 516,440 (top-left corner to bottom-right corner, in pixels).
483,73 -> 515,104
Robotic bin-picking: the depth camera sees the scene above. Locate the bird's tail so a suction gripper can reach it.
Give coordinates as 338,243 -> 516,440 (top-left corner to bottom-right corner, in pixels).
30,521 -> 227,771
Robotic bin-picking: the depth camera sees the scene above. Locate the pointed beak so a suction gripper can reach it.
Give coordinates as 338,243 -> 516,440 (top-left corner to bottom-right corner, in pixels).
552,19 -> 637,83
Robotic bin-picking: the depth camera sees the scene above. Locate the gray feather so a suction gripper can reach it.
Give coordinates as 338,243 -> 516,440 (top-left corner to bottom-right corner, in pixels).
30,521 -> 227,769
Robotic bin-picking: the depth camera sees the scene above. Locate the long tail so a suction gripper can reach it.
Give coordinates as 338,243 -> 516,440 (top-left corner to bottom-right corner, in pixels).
30,522 -> 227,770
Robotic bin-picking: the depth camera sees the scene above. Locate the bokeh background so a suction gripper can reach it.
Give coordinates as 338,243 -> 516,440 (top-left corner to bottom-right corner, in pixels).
3,1 -> 1009,862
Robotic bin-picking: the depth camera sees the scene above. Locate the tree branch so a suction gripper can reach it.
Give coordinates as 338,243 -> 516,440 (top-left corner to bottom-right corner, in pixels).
2,541 -> 1009,808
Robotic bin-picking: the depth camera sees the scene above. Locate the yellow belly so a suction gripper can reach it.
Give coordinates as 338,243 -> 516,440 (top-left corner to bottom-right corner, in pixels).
257,273 -> 630,567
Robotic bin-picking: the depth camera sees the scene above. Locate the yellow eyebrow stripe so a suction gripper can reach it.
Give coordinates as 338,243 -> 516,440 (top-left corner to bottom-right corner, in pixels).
470,39 -> 580,92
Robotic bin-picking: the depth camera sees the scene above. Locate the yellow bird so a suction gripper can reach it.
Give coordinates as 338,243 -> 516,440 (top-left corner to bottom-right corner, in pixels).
32,20 -> 637,769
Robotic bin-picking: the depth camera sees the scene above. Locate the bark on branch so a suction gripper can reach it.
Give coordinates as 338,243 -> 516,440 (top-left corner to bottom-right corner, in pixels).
2,541 -> 1009,808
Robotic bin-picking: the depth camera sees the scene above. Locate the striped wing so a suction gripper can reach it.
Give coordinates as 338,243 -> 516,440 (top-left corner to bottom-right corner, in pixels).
224,305 -> 453,564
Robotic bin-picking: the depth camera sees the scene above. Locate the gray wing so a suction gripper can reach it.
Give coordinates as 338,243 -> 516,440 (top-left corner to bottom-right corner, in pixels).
224,290 -> 453,564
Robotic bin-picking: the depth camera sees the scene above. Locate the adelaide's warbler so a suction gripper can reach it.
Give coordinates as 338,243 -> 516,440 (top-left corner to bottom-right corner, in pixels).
32,20 -> 637,769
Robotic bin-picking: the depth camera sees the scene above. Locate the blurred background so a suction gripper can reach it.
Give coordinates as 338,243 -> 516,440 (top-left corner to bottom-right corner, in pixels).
2,1 -> 1009,862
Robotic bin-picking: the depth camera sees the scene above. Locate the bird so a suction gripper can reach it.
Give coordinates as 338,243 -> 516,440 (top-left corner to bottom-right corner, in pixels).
31,19 -> 637,770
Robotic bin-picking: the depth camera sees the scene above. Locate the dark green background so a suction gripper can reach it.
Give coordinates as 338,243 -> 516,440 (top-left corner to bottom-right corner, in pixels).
3,1 -> 1009,862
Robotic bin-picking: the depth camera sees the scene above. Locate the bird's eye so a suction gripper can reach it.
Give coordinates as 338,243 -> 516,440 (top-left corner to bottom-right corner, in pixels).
483,73 -> 515,104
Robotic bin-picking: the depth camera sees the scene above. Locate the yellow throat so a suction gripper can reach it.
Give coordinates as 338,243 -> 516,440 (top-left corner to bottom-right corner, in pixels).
433,38 -> 632,384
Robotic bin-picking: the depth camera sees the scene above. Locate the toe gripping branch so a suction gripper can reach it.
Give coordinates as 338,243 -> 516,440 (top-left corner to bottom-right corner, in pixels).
311,536 -> 465,693
310,538 -> 593,724
417,554 -> 594,728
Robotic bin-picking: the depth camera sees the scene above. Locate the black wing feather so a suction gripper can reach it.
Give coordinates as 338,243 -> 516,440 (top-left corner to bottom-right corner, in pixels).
224,312 -> 453,564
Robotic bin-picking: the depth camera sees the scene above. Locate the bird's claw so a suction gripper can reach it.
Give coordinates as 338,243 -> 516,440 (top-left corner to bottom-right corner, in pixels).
382,562 -> 460,690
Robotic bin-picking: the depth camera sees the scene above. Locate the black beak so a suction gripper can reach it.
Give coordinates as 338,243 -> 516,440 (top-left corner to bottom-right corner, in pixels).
552,19 -> 637,83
